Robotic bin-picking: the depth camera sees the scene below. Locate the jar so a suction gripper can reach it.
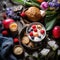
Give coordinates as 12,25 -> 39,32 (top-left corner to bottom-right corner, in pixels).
9,22 -> 18,37
13,45 -> 24,58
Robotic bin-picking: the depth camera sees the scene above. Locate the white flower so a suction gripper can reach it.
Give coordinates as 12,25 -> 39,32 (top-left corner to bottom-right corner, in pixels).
40,10 -> 46,17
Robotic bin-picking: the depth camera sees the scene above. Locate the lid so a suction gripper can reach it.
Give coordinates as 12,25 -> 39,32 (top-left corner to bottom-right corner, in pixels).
13,45 -> 23,55
9,22 -> 18,32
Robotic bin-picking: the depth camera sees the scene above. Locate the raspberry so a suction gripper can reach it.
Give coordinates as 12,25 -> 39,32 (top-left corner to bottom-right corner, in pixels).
40,30 -> 45,34
29,32 -> 33,36
32,25 -> 36,29
33,28 -> 37,32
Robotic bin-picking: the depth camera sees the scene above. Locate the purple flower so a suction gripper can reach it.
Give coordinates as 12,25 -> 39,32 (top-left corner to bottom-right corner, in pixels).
40,2 -> 49,10
6,8 -> 14,16
52,0 -> 57,2
49,2 -> 60,7
49,2 -> 55,7
49,0 -> 58,2
6,8 -> 12,11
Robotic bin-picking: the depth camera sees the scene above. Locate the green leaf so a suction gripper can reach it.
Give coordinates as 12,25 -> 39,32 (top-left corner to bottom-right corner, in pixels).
12,0 -> 40,7
45,15 -> 57,31
13,0 -> 25,4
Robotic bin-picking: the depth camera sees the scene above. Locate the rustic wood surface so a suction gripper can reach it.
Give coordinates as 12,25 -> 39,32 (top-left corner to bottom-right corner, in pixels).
0,0 -> 60,60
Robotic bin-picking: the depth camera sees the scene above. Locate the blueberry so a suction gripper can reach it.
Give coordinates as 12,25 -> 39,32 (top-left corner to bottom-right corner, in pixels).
38,36 -> 41,38
31,36 -> 34,39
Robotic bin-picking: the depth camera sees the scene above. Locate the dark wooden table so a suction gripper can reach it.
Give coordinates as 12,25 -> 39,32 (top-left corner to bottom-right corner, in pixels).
0,0 -> 60,60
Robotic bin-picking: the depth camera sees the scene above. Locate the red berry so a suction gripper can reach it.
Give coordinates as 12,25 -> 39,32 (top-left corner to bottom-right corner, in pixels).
52,26 -> 60,39
40,30 -> 45,34
2,30 -> 8,36
13,38 -> 19,43
33,28 -> 37,32
29,32 -> 33,36
32,25 -> 36,29
20,12 -> 26,17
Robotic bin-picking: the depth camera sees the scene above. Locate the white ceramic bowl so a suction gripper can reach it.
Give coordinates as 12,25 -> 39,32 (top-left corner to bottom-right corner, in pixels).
26,22 -> 46,42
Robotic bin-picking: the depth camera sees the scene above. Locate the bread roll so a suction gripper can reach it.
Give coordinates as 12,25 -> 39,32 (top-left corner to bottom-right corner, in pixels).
25,7 -> 42,22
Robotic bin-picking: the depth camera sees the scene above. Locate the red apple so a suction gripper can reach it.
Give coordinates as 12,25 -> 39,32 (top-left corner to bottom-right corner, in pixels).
3,18 -> 14,29
52,26 -> 60,39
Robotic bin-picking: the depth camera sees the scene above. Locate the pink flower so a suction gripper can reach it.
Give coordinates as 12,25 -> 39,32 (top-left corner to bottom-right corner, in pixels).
40,2 -> 49,10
